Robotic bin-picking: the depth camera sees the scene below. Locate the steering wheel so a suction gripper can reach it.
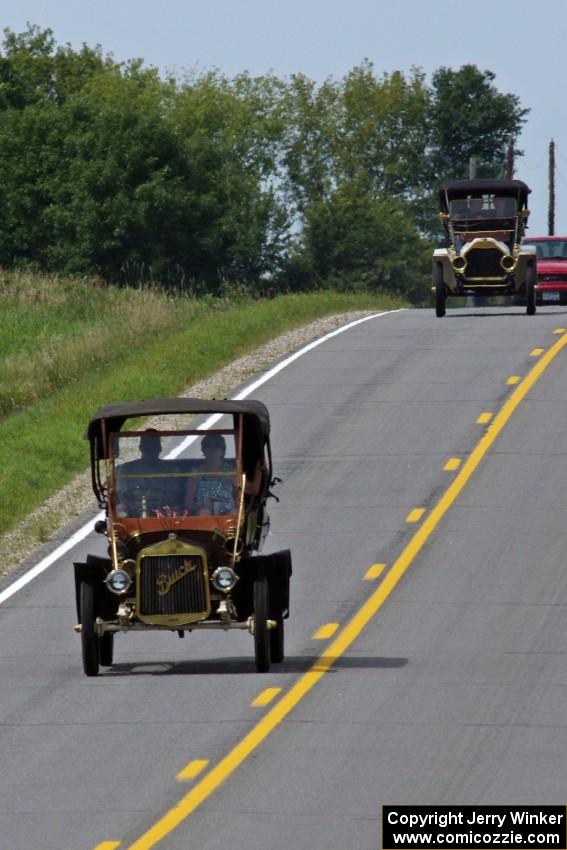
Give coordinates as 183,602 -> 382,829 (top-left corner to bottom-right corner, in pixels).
119,487 -> 170,516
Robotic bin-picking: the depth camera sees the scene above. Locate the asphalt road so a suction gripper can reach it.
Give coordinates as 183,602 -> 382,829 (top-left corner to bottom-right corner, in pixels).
2,305 -> 567,850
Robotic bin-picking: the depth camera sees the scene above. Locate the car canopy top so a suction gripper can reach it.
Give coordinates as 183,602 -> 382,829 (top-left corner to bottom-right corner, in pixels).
87,397 -> 270,456
439,179 -> 531,212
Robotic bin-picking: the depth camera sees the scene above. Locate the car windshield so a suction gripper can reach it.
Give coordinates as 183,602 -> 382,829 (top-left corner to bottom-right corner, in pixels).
112,430 -> 238,518
523,239 -> 567,260
450,195 -> 517,221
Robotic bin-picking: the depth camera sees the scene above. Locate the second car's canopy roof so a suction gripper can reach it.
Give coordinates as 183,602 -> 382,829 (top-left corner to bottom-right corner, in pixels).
439,178 -> 531,211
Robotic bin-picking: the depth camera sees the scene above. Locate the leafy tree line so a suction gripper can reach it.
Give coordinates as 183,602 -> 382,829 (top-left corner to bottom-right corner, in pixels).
0,25 -> 528,302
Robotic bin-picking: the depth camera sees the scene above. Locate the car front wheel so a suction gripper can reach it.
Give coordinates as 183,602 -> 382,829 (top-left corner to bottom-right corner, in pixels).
434,262 -> 446,317
526,265 -> 536,315
80,582 -> 100,677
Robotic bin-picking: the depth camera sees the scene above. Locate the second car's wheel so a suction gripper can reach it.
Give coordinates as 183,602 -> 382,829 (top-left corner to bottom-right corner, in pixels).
99,633 -> 114,667
434,262 -> 446,317
253,577 -> 271,673
270,618 -> 284,664
80,582 -> 99,677
526,265 -> 536,315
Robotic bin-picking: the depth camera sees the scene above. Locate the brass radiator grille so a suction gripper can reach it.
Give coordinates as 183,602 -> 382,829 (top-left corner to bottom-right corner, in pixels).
139,555 -> 207,617
464,248 -> 504,279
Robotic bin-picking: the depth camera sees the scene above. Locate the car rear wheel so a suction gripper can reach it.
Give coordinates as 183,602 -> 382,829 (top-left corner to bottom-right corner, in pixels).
80,582 -> 99,677
526,265 -> 536,315
434,262 -> 446,317
253,577 -> 271,673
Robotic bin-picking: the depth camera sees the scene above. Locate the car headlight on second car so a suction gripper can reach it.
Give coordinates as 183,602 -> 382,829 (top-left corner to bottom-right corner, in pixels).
452,255 -> 467,273
105,569 -> 132,595
211,566 -> 239,592
500,254 -> 517,272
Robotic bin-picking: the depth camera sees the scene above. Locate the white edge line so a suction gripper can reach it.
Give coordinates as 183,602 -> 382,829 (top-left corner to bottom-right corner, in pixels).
233,311 -> 398,400
0,309 -> 403,606
0,514 -> 103,605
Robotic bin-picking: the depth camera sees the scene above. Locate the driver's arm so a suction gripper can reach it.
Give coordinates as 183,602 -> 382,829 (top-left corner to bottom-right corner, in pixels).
184,476 -> 199,512
245,461 -> 265,497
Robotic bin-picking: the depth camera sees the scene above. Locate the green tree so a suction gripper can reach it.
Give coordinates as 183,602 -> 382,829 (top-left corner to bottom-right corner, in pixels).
0,32 -> 290,287
0,65 -> 188,279
428,65 -> 529,182
279,63 -> 431,215
279,73 -> 339,214
277,64 -> 432,300
280,187 -> 430,302
45,68 -> 190,281
169,70 -> 290,288
336,63 -> 431,201
0,24 -> 112,109
0,26 -> 530,298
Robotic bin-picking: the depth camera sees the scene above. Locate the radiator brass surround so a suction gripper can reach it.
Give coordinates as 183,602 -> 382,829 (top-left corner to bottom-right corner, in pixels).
136,538 -> 211,626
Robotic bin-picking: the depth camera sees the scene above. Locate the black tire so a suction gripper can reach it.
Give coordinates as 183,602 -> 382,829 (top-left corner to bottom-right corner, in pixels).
80,582 -> 99,677
270,618 -> 284,663
99,633 -> 114,667
526,264 -> 536,315
434,262 -> 446,317
253,577 -> 271,673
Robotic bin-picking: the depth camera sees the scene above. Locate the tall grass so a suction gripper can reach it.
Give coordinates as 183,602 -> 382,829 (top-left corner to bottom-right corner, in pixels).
0,280 -> 407,535
0,271 -> 204,416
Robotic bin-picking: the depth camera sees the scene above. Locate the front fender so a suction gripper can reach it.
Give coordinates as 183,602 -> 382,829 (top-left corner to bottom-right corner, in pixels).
515,248 -> 537,289
233,549 -> 292,621
73,554 -> 117,622
433,248 -> 458,290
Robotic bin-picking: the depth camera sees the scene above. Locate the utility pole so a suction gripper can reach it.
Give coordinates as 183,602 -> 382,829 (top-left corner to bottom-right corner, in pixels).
548,139 -> 555,236
506,137 -> 514,179
469,156 -> 477,179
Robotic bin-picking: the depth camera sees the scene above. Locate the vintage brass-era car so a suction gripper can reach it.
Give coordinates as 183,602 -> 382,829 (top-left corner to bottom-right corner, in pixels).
74,398 -> 291,675
433,178 -> 537,317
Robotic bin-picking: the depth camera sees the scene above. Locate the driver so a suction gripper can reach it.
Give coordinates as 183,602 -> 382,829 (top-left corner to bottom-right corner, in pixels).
115,430 -> 173,516
137,431 -> 163,464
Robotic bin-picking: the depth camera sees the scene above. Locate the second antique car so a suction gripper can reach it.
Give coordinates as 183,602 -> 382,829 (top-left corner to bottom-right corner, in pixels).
433,178 -> 537,316
73,397 -> 291,675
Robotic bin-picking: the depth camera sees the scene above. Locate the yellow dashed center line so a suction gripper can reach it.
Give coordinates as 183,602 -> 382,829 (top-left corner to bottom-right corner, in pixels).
405,507 -> 426,523
444,458 -> 461,472
93,843 -> 122,850
531,348 -> 544,357
554,328 -> 566,334
506,376 -> 521,385
313,623 -> 339,640
364,563 -> 386,580
476,412 -> 493,425
251,688 -> 282,708
177,760 -> 210,782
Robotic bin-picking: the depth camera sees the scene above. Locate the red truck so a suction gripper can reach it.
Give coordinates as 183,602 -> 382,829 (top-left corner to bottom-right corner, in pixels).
522,235 -> 567,304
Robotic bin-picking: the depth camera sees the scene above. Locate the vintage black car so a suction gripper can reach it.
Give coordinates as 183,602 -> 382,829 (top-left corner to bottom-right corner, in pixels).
433,178 -> 537,316
74,398 -> 291,675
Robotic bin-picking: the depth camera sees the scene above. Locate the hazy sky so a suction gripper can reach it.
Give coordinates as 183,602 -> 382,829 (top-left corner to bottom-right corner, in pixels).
1,0 -> 566,233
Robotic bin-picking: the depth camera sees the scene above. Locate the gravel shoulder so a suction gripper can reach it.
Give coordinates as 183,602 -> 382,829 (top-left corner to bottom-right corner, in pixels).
0,311 -> 373,581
